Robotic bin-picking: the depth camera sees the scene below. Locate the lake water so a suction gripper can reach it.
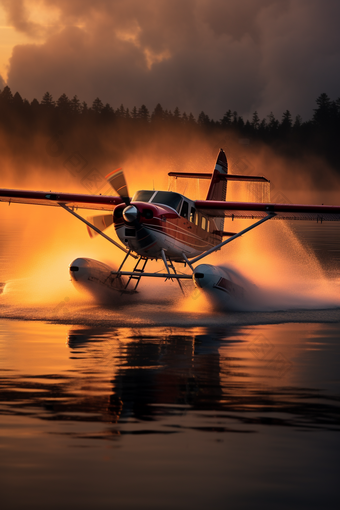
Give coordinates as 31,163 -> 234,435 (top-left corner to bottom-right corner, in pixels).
1,207 -> 340,509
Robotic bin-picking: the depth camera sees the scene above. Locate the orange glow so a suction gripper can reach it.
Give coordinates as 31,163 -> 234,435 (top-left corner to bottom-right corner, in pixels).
177,286 -> 215,314
1,128 -> 340,313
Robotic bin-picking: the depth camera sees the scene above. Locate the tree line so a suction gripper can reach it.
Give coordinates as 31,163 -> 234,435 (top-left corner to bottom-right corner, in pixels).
0,86 -> 339,171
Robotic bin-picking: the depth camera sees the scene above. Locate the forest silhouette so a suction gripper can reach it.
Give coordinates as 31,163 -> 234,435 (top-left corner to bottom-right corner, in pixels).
0,87 -> 339,191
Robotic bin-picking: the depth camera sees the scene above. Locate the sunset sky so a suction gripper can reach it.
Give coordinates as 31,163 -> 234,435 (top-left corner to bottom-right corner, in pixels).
0,0 -> 339,120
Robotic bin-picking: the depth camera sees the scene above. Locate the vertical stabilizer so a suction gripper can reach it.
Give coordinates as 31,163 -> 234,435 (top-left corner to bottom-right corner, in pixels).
206,149 -> 228,201
214,149 -> 228,175
206,149 -> 228,231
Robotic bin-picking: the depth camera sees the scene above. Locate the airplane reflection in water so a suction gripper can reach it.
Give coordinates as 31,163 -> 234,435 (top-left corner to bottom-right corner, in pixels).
1,325 -> 339,435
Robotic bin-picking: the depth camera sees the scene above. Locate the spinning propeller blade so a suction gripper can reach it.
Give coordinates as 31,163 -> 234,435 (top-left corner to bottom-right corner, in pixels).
105,167 -> 130,205
86,213 -> 114,238
87,167 -> 130,239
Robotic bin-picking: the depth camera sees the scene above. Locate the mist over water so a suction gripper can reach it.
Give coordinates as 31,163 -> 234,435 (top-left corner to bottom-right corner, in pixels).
1,213 -> 340,324
1,131 -> 340,322
207,220 -> 340,313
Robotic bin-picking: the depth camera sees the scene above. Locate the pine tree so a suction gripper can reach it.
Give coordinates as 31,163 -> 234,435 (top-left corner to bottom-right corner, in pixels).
267,111 -> 279,134
102,103 -> 114,120
313,93 -> 331,127
164,109 -> 173,121
81,101 -> 88,114
131,106 -> 138,120
258,118 -> 267,134
251,111 -> 260,130
220,109 -> 232,127
30,98 -> 40,110
13,91 -> 23,106
151,103 -> 164,122
56,93 -> 71,114
91,97 -> 104,114
173,106 -> 181,122
70,95 -> 81,115
115,104 -> 125,118
138,104 -> 150,122
182,112 -> 188,123
335,97 -> 340,116
293,114 -> 302,129
280,110 -> 292,133
41,92 -> 55,108
198,111 -> 210,126
0,85 -> 13,104
188,113 -> 196,124
237,116 -> 245,129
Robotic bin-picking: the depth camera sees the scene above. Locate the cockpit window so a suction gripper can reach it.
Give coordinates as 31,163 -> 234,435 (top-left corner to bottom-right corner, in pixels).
180,200 -> 189,218
150,191 -> 183,212
132,190 -> 155,202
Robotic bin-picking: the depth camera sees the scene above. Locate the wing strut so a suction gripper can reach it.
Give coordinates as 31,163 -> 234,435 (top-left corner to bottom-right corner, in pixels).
59,203 -> 137,258
189,214 -> 275,264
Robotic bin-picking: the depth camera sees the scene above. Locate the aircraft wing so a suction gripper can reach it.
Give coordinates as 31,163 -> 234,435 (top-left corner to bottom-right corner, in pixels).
0,188 -> 124,211
195,200 -> 340,221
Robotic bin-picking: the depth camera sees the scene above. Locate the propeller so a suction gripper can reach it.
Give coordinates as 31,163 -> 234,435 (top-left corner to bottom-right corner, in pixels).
105,167 -> 130,205
86,167 -> 130,238
86,165 -> 156,250
86,213 -> 114,238
84,166 -> 157,250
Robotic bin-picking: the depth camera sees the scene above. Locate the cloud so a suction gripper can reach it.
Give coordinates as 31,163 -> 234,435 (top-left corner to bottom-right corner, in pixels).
255,0 -> 340,118
3,0 -> 340,120
1,0 -> 44,37
0,74 -> 5,89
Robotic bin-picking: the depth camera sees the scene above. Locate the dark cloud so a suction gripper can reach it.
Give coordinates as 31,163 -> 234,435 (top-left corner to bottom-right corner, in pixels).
1,0 -> 44,37
3,0 -> 340,120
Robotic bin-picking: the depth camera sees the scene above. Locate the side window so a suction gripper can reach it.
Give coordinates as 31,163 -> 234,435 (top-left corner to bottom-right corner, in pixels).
195,213 -> 199,226
207,220 -> 210,232
180,200 -> 189,218
190,207 -> 196,223
201,216 -> 207,230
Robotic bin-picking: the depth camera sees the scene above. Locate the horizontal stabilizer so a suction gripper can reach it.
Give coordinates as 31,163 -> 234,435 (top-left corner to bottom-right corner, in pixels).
168,172 -> 269,182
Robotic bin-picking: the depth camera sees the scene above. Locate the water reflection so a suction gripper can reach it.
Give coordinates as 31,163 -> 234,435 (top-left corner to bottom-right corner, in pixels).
1,324 -> 339,438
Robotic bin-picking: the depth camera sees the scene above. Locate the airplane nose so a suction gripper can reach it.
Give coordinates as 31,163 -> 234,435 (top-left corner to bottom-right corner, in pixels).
123,205 -> 138,223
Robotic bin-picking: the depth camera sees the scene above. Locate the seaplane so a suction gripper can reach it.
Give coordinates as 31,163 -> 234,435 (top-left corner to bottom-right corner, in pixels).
1,149 -> 340,310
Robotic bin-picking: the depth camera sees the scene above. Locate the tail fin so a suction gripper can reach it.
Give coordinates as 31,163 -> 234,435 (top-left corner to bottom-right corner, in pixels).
206,149 -> 228,233
206,149 -> 228,201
